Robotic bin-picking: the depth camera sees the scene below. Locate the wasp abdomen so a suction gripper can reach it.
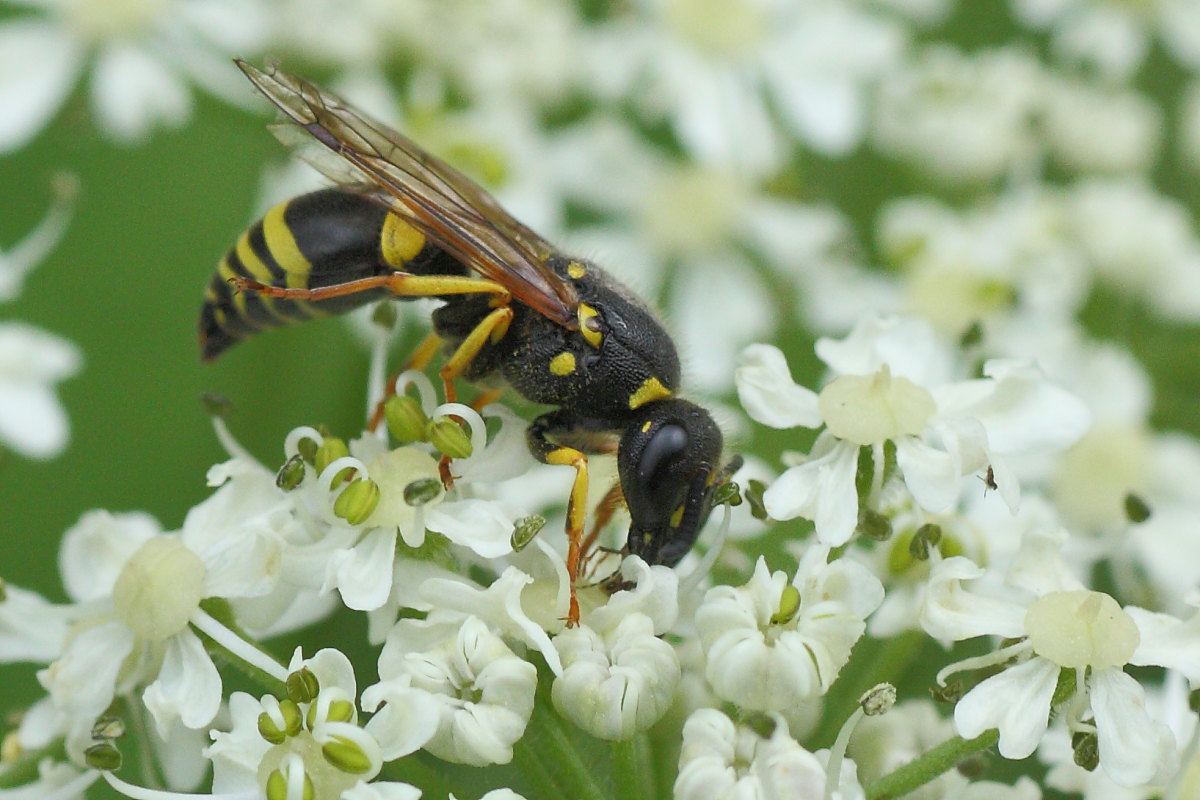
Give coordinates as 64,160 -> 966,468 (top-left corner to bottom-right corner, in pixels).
199,187 -> 457,360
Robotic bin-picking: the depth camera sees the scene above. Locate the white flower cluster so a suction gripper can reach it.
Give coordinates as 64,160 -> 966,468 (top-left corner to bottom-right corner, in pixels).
4,0 -> 1200,798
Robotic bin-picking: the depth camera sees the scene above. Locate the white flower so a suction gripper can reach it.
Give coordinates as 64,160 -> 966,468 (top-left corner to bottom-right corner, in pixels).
675,708 -> 864,800
0,322 -> 81,460
1039,75 -> 1161,175
368,616 -> 536,766
590,0 -> 905,169
877,189 -> 1090,339
0,0 -> 269,151
696,551 -> 883,712
36,499 -> 289,739
872,46 -> 1042,185
921,531 -> 1189,786
1062,177 -> 1200,323
203,648 -> 425,800
737,317 -> 1091,546
551,612 -> 680,739
1012,0 -> 1200,80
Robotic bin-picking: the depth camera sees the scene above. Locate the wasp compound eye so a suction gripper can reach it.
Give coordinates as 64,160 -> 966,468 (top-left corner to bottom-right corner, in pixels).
619,399 -> 725,567
638,424 -> 688,502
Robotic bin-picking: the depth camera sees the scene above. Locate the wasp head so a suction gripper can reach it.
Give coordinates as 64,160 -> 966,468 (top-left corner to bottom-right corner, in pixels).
618,399 -> 738,567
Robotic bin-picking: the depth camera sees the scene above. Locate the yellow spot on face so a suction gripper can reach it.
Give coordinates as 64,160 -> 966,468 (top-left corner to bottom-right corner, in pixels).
641,421 -> 653,433
550,351 -> 576,376
567,261 -> 587,279
578,304 -> 602,348
669,504 -> 685,528
263,202 -> 313,288
629,376 -> 671,409
381,214 -> 426,268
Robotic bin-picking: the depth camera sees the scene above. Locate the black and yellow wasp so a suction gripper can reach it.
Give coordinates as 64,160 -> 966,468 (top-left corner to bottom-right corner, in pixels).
200,61 -> 739,624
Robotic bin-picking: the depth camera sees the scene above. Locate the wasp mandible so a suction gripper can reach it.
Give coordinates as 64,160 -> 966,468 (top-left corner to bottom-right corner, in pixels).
199,61 -> 739,625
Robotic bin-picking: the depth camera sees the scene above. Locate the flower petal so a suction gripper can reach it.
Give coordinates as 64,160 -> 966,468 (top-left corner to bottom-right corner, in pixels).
1090,668 -> 1177,786
142,628 -> 222,736
954,657 -> 1058,758
735,344 -> 820,429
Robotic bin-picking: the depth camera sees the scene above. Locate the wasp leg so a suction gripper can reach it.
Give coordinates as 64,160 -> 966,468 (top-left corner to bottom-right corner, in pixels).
580,481 -> 625,577
438,306 -> 513,404
527,411 -> 622,627
230,272 -> 511,306
432,306 -> 514,486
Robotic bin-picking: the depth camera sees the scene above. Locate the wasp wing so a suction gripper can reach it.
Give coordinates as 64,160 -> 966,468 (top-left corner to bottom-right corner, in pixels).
238,60 -> 578,327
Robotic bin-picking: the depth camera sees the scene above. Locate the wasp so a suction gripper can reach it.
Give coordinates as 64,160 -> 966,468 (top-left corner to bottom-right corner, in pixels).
200,62 -> 740,624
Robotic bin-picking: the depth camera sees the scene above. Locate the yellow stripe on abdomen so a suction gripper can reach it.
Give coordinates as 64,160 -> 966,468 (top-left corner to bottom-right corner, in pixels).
262,201 -> 314,289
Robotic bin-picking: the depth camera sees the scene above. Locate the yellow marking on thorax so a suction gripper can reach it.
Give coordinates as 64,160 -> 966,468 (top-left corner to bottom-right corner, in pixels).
578,304 -> 603,348
629,376 -> 671,409
550,351 -> 577,376
262,202 -> 313,289
567,261 -> 587,279
381,214 -> 426,269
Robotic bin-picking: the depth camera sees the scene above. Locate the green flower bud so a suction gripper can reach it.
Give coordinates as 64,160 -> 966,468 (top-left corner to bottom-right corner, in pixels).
742,712 -> 777,739
857,508 -> 892,541
258,712 -> 287,745
1072,730 -> 1100,772
745,479 -> 769,520
84,742 -> 122,771
276,454 -> 307,491
315,437 -> 352,485
959,320 -> 984,349
372,301 -> 398,330
91,716 -> 125,740
297,436 -> 319,465
511,515 -> 546,551
266,767 -> 314,800
286,667 -> 320,704
930,680 -> 963,705
1124,492 -> 1152,524
307,697 -> 356,730
322,735 -> 374,774
385,395 -> 429,445
334,479 -> 381,526
712,480 -> 742,508
258,699 -> 303,744
859,683 -> 896,716
404,477 -> 443,507
769,584 -> 801,626
908,523 -> 942,561
427,417 -> 473,459
201,392 -> 233,418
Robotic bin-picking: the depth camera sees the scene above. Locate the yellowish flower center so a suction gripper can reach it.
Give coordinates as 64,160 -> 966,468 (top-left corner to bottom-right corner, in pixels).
664,0 -> 767,58
259,731 -> 359,800
364,447 -> 443,529
642,165 -> 743,257
65,0 -> 169,42
1052,424 -> 1151,530
818,365 -> 936,446
1024,590 -> 1139,670
112,537 -> 205,641
906,265 -> 1015,337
